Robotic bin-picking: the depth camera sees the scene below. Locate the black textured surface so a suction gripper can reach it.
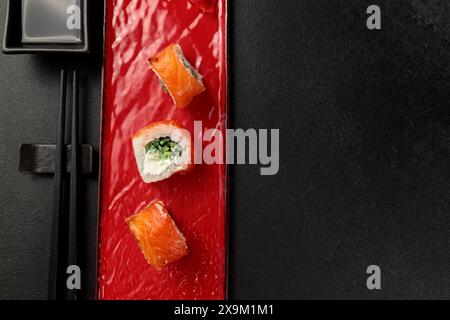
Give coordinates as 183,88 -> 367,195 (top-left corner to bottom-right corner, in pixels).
229,0 -> 450,299
0,1 -> 103,299
1,0 -> 450,300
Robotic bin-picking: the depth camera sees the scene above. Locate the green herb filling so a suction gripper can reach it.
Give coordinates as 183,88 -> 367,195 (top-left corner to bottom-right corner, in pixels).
181,58 -> 201,81
158,78 -> 169,94
145,137 -> 182,160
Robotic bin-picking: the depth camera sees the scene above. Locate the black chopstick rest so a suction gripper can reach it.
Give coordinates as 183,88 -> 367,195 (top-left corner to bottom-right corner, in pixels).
19,144 -> 94,175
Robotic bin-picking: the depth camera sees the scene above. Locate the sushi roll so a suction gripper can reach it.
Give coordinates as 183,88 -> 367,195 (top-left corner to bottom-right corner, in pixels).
132,120 -> 193,183
149,44 -> 206,108
126,201 -> 188,271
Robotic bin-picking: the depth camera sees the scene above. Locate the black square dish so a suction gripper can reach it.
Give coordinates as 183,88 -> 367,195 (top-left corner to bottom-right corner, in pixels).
3,0 -> 90,54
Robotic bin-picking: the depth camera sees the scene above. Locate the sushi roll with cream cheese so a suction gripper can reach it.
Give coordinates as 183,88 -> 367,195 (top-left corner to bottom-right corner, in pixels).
132,121 -> 193,183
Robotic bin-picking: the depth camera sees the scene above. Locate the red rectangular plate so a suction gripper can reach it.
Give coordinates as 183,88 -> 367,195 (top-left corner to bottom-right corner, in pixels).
98,0 -> 228,300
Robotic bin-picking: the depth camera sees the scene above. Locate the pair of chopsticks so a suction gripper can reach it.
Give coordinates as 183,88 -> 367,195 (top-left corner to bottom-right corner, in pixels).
48,69 -> 80,300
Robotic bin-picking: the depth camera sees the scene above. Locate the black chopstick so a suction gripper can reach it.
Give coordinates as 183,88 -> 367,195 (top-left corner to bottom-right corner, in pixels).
66,70 -> 80,300
48,69 -> 67,300
48,69 -> 82,300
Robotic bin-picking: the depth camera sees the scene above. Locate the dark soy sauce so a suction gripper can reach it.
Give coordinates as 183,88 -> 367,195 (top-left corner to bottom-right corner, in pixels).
22,0 -> 83,44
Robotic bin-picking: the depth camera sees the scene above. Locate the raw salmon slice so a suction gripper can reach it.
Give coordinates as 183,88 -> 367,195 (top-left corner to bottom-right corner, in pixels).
126,201 -> 188,271
149,44 -> 206,108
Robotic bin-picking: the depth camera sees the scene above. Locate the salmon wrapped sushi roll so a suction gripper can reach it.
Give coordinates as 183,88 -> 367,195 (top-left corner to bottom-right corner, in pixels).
132,120 -> 193,183
126,201 -> 188,271
149,44 -> 206,108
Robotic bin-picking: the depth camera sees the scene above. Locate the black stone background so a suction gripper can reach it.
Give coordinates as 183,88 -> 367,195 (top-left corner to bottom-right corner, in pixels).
0,0 -> 103,299
2,0 -> 450,299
